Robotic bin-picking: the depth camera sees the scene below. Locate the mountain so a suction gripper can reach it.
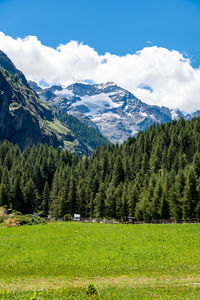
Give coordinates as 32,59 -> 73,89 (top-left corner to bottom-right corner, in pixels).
0,50 -> 29,88
31,81 -> 186,143
191,110 -> 200,118
0,51 -> 109,154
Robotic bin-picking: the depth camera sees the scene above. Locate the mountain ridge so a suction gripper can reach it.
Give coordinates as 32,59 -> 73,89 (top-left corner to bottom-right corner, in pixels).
31,81 -> 189,143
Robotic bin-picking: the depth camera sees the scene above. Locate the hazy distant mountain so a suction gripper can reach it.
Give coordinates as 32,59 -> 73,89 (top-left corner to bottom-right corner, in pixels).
31,81 -> 188,143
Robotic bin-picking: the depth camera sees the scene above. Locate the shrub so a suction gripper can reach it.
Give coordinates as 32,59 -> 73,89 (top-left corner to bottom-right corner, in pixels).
5,217 -> 19,227
64,214 -> 72,221
86,284 -> 98,296
16,215 -> 47,226
0,206 -> 7,216
0,215 -> 5,223
12,210 -> 22,215
5,215 -> 47,227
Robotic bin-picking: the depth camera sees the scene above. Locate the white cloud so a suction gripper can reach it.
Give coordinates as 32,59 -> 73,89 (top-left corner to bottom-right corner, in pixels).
0,31 -> 200,112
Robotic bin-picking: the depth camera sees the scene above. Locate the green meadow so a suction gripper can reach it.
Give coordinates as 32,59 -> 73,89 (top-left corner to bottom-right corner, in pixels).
0,222 -> 200,299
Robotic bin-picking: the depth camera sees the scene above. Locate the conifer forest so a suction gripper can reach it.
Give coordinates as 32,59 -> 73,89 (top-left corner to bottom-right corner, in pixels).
1,117 -> 200,221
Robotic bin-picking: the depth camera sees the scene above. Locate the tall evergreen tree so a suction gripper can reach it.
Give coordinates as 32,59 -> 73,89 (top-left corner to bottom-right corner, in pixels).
24,178 -> 39,213
182,167 -> 199,219
94,183 -> 106,218
41,181 -> 50,214
12,177 -> 25,213
68,177 -> 79,215
112,155 -> 124,187
0,183 -> 9,207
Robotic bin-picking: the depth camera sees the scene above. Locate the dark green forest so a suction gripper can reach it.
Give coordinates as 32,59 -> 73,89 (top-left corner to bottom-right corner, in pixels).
55,110 -> 109,150
1,117 -> 200,221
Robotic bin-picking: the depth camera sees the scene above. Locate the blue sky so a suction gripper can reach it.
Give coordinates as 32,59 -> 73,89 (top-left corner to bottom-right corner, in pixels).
0,0 -> 200,66
0,0 -> 200,112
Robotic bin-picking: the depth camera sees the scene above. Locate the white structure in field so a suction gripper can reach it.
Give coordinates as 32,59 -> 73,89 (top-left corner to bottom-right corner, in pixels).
74,214 -> 80,221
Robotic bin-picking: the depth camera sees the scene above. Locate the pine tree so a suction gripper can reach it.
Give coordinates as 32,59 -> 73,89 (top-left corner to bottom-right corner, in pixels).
50,195 -> 62,218
121,184 -> 129,218
114,183 -> 124,219
41,181 -> 50,214
58,183 -> 71,217
88,192 -> 95,218
105,184 -> 116,218
159,197 -> 170,219
182,167 -> 198,219
127,183 -> 139,217
151,179 -> 163,220
0,183 -> 9,206
12,177 -> 25,213
195,200 -> 200,219
77,181 -> 88,218
112,156 -> 124,187
68,177 -> 79,215
169,186 -> 181,219
24,178 -> 39,213
193,152 -> 200,177
50,170 -> 60,205
94,183 -> 106,218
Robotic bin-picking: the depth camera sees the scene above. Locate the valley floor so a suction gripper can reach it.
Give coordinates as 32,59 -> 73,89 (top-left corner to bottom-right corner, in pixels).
0,222 -> 200,299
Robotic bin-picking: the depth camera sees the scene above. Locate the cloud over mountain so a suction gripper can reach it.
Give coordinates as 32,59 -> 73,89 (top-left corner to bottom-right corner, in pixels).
0,31 -> 200,112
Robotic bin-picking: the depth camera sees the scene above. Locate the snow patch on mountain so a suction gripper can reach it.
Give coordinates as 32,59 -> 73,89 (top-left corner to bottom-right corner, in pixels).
170,108 -> 184,120
54,88 -> 74,98
140,112 -> 148,117
72,93 -> 123,116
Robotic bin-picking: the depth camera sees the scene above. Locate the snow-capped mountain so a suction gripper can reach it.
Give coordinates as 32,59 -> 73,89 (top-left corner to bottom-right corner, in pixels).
30,81 -> 186,143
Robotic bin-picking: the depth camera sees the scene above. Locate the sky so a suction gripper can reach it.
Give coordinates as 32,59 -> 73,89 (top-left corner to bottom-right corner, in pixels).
0,0 -> 200,112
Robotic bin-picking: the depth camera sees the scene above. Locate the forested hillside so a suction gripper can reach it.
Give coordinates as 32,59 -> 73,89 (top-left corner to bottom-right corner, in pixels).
1,117 -> 200,221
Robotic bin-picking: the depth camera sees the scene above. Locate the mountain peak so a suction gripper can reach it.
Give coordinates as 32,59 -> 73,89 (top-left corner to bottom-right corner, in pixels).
0,50 -> 17,75
0,50 -> 29,87
96,81 -> 116,88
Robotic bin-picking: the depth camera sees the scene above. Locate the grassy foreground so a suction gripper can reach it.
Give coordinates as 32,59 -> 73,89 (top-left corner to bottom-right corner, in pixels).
0,222 -> 200,299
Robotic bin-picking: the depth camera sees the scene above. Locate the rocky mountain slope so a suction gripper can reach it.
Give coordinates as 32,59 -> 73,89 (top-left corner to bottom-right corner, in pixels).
0,51 -> 108,154
31,81 -> 186,143
0,50 -> 29,88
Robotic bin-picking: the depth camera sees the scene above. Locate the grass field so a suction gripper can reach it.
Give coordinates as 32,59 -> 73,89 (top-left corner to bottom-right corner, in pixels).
0,222 -> 200,299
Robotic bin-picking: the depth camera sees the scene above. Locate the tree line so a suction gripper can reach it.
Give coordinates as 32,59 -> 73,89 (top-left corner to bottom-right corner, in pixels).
1,117 -> 200,221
